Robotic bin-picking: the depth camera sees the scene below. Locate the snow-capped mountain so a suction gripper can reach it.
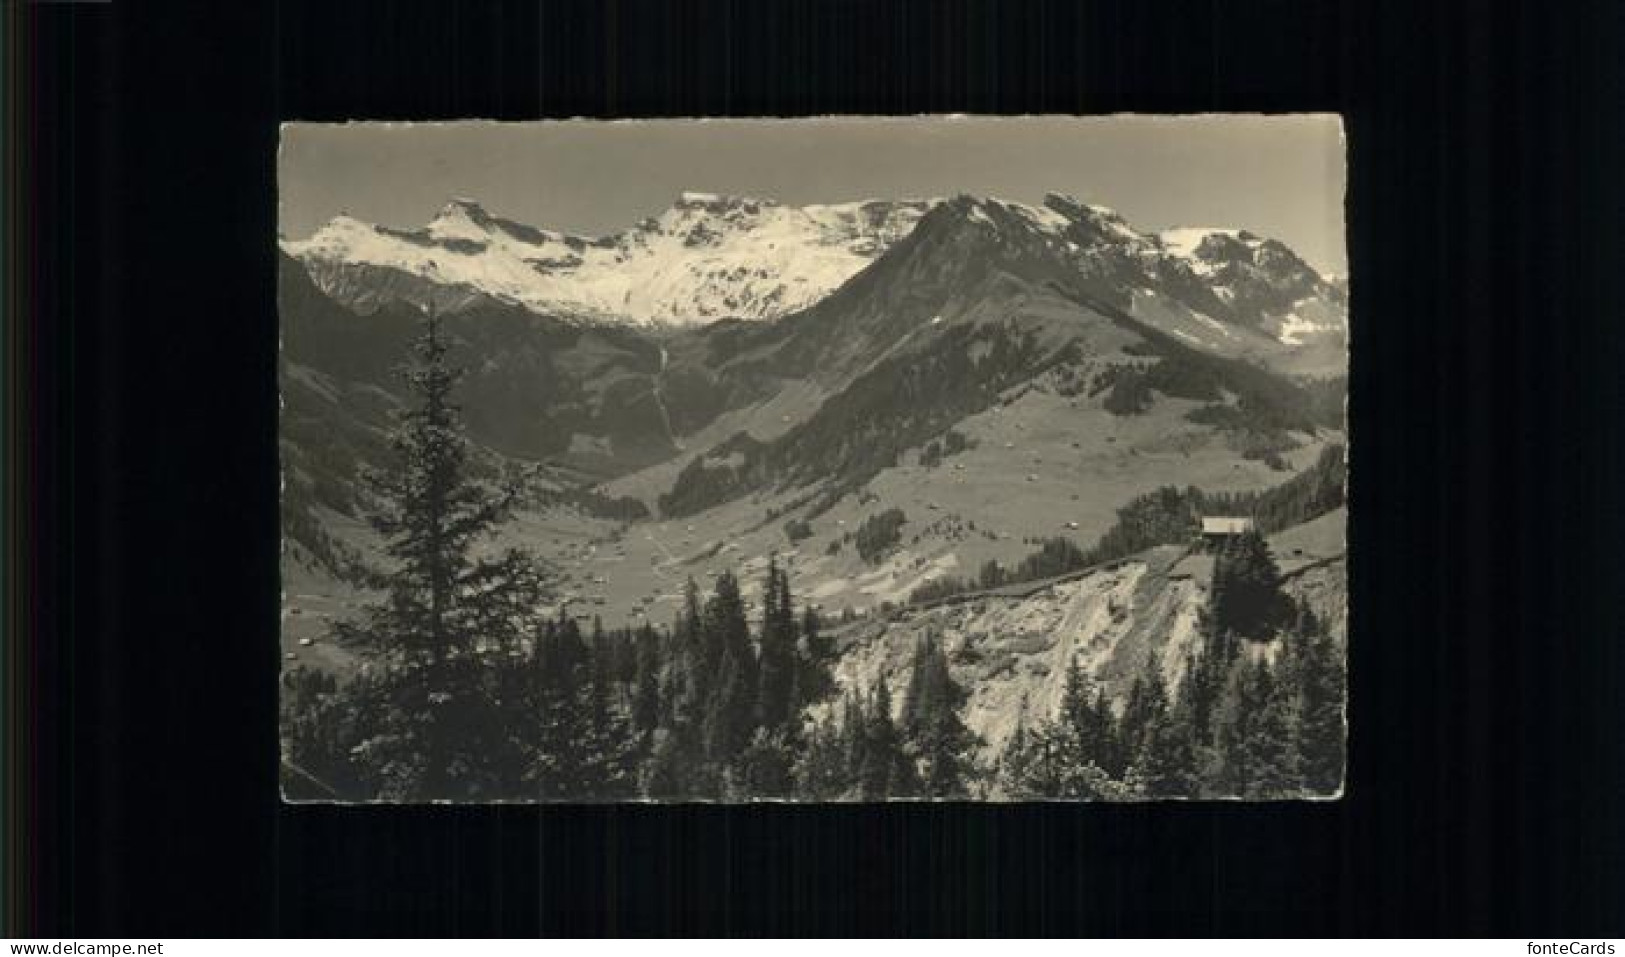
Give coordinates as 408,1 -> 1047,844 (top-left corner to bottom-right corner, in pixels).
715,191 -> 1348,384
1156,225 -> 1345,347
282,188 -> 1345,363
282,193 -> 936,324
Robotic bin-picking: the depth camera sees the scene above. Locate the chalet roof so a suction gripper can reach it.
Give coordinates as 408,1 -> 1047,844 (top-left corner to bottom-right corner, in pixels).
1201,516 -> 1255,535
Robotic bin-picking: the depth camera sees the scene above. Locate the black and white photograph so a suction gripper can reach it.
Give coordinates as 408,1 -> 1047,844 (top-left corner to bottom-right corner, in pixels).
277,116 -> 1349,803
18,0 -> 1625,938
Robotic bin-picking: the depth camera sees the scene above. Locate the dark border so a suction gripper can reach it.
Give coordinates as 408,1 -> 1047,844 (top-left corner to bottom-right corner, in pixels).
25,0 -> 1625,936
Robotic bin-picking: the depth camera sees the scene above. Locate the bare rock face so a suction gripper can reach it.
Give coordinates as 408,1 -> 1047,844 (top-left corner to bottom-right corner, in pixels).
827,545 -> 1211,754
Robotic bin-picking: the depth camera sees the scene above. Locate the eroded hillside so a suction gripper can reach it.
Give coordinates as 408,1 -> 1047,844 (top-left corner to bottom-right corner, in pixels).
825,510 -> 1347,756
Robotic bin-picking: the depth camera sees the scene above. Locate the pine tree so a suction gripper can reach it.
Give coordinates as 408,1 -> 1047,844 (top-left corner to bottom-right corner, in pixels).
1136,708 -> 1201,798
997,722 -> 1117,800
1211,531 -> 1288,640
1243,657 -> 1301,798
665,577 -> 706,731
794,716 -> 850,800
699,572 -> 758,771
739,726 -> 797,798
838,689 -> 869,785
581,630 -> 639,799
641,730 -> 686,799
527,617 -> 596,799
1118,664 -> 1171,768
1292,623 -> 1346,795
1059,658 -> 1116,771
900,634 -> 979,798
756,558 -> 798,731
333,310 -> 545,801
630,626 -> 662,733
1210,651 -> 1299,797
859,675 -> 917,799
795,603 -> 836,711
1187,610 -> 1239,747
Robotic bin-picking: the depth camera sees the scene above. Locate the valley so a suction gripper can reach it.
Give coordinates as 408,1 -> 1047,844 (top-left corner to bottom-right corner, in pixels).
278,185 -> 1348,801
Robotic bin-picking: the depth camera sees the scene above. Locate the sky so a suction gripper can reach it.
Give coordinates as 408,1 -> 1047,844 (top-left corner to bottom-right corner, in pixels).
280,115 -> 1347,273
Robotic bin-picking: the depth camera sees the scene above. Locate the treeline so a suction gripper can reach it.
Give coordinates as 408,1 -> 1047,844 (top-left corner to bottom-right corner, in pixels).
909,443 -> 1345,606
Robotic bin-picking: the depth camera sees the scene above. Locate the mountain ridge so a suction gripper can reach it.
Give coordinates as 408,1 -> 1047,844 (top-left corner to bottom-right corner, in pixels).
282,191 -> 1345,349
283,192 -> 939,324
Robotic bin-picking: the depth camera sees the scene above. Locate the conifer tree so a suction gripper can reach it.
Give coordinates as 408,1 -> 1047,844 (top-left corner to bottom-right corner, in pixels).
1211,652 -> 1281,796
1243,658 -> 1302,798
1187,610 -> 1240,747
900,634 -> 979,798
1059,658 -> 1116,771
859,675 -> 917,799
1210,531 -> 1288,640
838,689 -> 869,784
794,715 -> 849,800
795,604 -> 836,711
1135,707 -> 1201,798
739,727 -> 797,798
582,628 -> 639,799
1292,623 -> 1346,795
665,577 -> 706,731
1118,665 -> 1171,767
334,309 -> 545,800
701,572 -> 758,769
631,627 -> 662,733
756,559 -> 798,731
527,617 -> 596,799
641,730 -> 686,799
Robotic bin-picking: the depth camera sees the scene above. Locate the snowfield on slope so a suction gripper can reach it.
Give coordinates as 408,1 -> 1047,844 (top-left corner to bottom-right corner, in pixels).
283,194 -> 936,324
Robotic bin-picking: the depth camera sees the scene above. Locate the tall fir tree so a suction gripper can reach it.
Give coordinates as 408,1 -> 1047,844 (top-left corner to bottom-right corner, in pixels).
1211,651 -> 1294,796
1135,707 -> 1202,798
701,571 -> 758,770
795,603 -> 836,712
1118,664 -> 1171,769
1210,531 -> 1288,640
1059,657 -> 1117,771
900,634 -> 979,798
630,625 -> 662,733
1291,620 -> 1346,795
859,674 -> 918,799
665,577 -> 706,731
526,617 -> 596,799
793,715 -> 849,800
332,309 -> 545,801
756,558 -> 798,731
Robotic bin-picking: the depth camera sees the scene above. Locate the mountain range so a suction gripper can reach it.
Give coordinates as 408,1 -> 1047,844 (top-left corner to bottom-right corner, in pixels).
279,189 -> 1348,718
284,191 -> 1345,344
284,192 -> 935,323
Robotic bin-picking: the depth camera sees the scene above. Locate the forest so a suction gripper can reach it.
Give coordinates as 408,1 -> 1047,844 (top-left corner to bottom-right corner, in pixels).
280,317 -> 1345,802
